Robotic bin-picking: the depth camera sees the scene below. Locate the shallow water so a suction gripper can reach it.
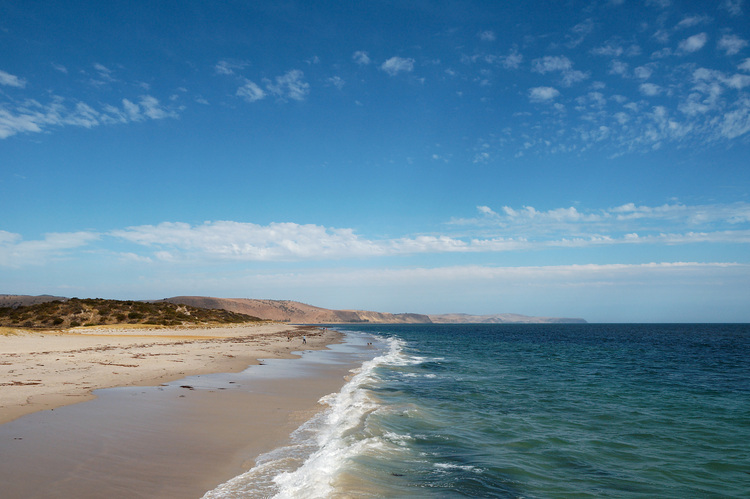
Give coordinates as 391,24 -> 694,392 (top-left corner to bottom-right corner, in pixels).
206,324 -> 750,498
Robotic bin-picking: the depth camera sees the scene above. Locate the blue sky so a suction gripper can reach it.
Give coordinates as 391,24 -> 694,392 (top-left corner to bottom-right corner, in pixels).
2,0 -> 749,322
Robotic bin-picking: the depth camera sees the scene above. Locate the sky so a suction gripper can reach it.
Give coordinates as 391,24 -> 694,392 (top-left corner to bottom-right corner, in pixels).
2,0 -> 750,322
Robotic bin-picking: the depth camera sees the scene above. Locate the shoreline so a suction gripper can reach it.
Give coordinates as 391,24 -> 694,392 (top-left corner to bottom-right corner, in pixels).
0,323 -> 359,498
0,322 -> 339,425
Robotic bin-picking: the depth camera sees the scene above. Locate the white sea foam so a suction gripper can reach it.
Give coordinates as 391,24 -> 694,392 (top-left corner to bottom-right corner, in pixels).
271,336 -> 406,498
202,335 -> 406,499
434,462 -> 483,473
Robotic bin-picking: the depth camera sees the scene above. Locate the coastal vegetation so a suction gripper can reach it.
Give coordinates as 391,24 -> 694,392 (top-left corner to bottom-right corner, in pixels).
0,298 -> 262,329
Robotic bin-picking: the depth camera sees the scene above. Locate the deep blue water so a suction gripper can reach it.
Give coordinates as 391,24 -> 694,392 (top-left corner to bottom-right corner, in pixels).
206,324 -> 750,498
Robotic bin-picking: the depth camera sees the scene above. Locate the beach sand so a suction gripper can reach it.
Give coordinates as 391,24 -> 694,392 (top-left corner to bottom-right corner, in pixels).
0,323 -> 350,498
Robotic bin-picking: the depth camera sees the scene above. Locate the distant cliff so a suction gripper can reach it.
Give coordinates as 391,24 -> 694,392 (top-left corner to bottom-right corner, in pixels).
161,297 -> 586,324
428,313 -> 587,324
160,297 -> 432,324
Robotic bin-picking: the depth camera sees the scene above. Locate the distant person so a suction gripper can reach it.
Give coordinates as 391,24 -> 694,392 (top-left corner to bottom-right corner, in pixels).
303,336 -> 307,344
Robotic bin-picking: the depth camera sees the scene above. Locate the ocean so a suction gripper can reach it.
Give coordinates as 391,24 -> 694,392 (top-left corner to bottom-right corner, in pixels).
203,324 -> 750,498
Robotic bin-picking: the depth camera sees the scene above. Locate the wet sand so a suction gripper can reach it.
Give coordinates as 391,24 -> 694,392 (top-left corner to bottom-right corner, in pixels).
0,323 -> 351,498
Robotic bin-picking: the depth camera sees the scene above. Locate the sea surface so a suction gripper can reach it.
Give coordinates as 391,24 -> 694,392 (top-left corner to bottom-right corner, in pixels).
204,324 -> 750,498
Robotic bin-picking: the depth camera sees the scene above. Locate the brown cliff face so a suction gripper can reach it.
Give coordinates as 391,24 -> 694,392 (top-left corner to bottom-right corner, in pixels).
161,297 -> 432,323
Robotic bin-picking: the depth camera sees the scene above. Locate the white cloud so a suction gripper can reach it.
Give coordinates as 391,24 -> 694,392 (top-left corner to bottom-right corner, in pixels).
718,96 -> 750,138
676,15 -> 710,29
609,60 -> 629,76
567,19 -> 594,48
236,79 -> 266,102
561,69 -> 589,86
326,76 -> 345,89
459,202 -> 750,240
0,69 -> 26,88
89,63 -> 117,86
725,74 -> 750,89
592,42 -> 624,57
1,94 -> 177,139
740,58 -> 750,72
532,55 -> 572,73
105,96 -> 177,123
634,65 -> 654,79
215,60 -> 245,75
678,32 -> 708,53
639,82 -> 662,96
381,56 -> 415,76
265,70 -> 309,101
479,30 -> 496,42
529,86 -> 560,102
718,34 -> 748,55
721,0 -> 744,16
138,96 -> 173,120
532,55 -> 588,86
502,51 -> 523,69
3,201 -> 750,268
110,221 -> 384,261
103,212 -> 750,264
353,51 -> 371,65
215,61 -> 233,75
0,231 -> 99,267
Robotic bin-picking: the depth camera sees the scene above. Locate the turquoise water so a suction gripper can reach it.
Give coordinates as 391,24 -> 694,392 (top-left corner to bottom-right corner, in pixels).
206,324 -> 750,498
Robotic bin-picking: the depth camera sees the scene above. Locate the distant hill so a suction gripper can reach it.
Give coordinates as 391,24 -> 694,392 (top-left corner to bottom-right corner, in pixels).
1,294 -> 587,325
158,297 -> 431,324
160,297 -> 586,324
0,294 -> 68,308
428,313 -> 587,324
0,298 -> 261,329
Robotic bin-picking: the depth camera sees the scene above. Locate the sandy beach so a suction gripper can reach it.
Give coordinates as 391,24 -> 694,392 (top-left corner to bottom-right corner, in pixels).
0,322 -> 337,424
0,323 -> 351,498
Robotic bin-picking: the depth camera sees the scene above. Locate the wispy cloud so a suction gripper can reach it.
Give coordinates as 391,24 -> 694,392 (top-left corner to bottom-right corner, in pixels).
215,59 -> 249,75
721,0 -> 744,16
531,55 -> 589,87
236,79 -> 266,102
230,70 -> 310,103
265,69 -> 310,101
2,201 -> 748,268
0,231 -> 99,267
478,30 -> 496,42
460,202 -> 750,236
110,221 -> 384,262
1,94 -> 178,139
99,214 -> 750,260
0,69 -> 26,88
353,51 -> 371,65
529,86 -> 560,102
718,34 -> 748,55
381,56 -> 415,76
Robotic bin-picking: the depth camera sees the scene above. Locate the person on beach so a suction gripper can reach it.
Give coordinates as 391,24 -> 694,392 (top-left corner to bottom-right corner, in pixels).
303,336 -> 307,344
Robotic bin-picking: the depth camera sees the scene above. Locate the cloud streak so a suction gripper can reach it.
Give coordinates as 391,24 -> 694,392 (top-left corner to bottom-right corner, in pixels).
2,201 -> 747,268
0,231 -> 99,267
1,94 -> 178,139
0,69 -> 26,88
